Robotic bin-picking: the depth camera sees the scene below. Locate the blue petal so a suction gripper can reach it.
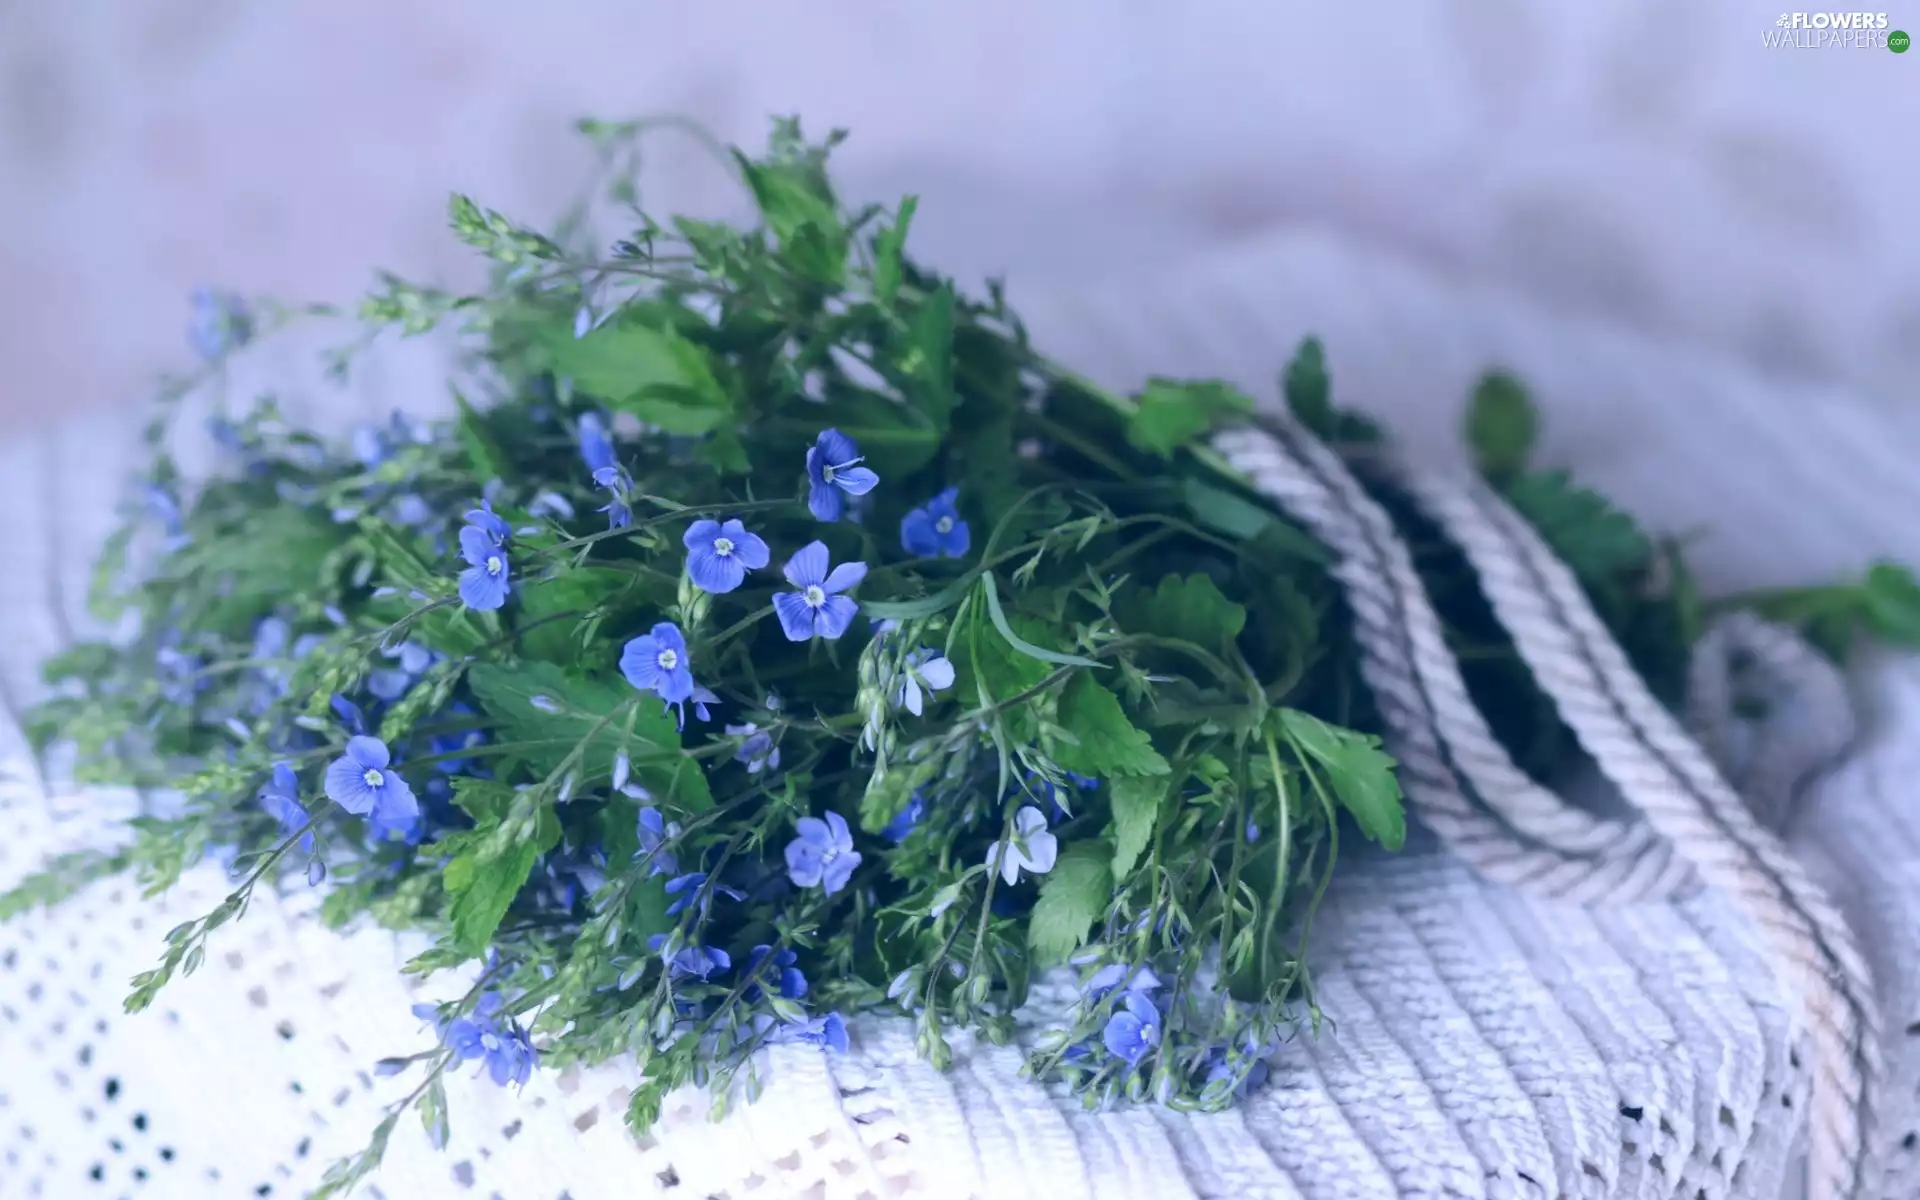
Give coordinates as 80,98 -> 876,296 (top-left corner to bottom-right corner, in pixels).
772,592 -> 816,642
806,478 -> 844,522
723,522 -> 771,570
782,540 -> 831,589
619,635 -> 661,691
833,465 -> 879,496
814,428 -> 859,468
686,544 -> 746,594
458,524 -> 497,567
682,518 -> 721,550
369,774 -> 420,825
900,507 -> 940,557
325,755 -> 378,815
459,565 -> 511,610
822,560 -> 868,595
814,596 -> 859,640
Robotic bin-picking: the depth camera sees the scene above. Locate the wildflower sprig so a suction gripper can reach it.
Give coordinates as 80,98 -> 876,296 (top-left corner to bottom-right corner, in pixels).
13,115 -> 1919,1194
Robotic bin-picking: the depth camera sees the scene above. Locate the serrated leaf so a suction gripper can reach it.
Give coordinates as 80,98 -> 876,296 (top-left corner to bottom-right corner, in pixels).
1464,370 -> 1537,480
1278,708 -> 1405,850
467,662 -> 711,812
1125,378 -> 1253,458
538,322 -> 732,434
907,284 -> 956,430
515,568 -> 635,663
444,838 -> 540,956
1054,674 -> 1169,778
1107,776 -> 1165,879
1118,573 -> 1247,658
1504,469 -> 1652,582
1026,840 -> 1112,963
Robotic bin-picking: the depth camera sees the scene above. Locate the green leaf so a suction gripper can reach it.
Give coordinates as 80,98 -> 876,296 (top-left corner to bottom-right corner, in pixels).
1026,840 -> 1112,963
982,575 -> 1102,669
1278,708 -> 1405,850
872,195 -> 917,304
1281,337 -> 1332,434
1863,562 -> 1920,646
454,391 -> 512,482
444,839 -> 541,956
906,285 -> 957,430
467,662 -> 711,812
1464,371 -> 1537,480
1125,379 -> 1253,458
1504,469 -> 1653,582
515,568 -> 634,663
1054,674 -> 1169,778
1107,776 -> 1165,879
539,322 -> 733,435
1118,573 -> 1248,658
733,150 -> 847,284
450,777 -> 516,825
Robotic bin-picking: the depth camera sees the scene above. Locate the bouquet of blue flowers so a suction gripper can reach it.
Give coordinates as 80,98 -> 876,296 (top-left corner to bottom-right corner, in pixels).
10,118 -> 1919,1196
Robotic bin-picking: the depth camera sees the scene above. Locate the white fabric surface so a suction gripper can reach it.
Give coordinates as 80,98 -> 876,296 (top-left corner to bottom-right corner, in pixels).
3,227 -> 1919,1199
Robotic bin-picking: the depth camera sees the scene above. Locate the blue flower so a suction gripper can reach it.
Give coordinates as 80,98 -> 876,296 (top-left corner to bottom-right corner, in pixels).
744,946 -> 808,1002
773,541 -> 866,642
663,872 -> 744,919
577,412 -> 617,476
1101,993 -> 1162,1065
725,723 -> 780,774
351,424 -> 389,469
620,622 -> 698,724
528,490 -> 576,520
648,936 -> 731,981
881,791 -> 927,845
465,499 -> 512,544
1083,962 -> 1162,1002
893,648 -> 955,716
424,994 -> 538,1089
593,466 -> 632,530
682,518 -> 770,594
901,487 -> 969,558
804,429 -> 880,522
145,485 -> 192,550
428,706 -> 487,775
188,287 -> 253,361
258,763 -> 315,854
153,645 -> 203,706
1203,1045 -> 1271,1098
636,807 -> 681,877
323,735 -> 419,826
367,640 -> 434,701
457,525 -> 512,611
784,811 -> 861,895
985,806 -> 1057,885
772,1011 -> 850,1053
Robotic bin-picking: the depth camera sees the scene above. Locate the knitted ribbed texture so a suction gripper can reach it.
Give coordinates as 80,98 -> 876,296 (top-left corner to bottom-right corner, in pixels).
3,231 -> 1918,1198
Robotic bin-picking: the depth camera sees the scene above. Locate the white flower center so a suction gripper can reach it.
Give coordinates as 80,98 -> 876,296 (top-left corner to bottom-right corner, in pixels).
713,537 -> 735,557
485,554 -> 503,575
804,585 -> 826,608
935,515 -> 953,534
821,464 -> 836,482
656,648 -> 679,671
362,767 -> 385,788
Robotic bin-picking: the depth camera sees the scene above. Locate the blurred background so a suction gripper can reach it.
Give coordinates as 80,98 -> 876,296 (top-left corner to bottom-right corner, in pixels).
1,0 -> 1915,589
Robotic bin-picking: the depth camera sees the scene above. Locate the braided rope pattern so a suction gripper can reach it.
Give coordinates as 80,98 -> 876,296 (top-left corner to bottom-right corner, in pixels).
1379,458 -> 1883,1200
1209,420 -> 1693,903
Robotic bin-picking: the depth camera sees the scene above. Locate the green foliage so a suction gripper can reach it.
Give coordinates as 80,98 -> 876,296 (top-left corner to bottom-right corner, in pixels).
8,114 -> 1905,1195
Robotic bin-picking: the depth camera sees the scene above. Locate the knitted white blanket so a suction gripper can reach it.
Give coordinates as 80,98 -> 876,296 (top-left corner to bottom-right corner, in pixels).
2,232 -> 1916,1200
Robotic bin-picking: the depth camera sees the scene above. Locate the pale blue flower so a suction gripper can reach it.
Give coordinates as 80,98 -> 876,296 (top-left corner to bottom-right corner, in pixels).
258,763 -> 314,854
188,287 -> 253,360
804,429 -> 879,522
1101,993 -> 1162,1065
784,811 -> 860,895
773,541 -> 866,642
620,623 -> 697,725
648,936 -> 730,981
725,723 -> 780,774
900,487 -> 969,558
323,735 -> 419,826
985,806 -> 1057,885
893,648 -> 955,716
770,1011 -> 849,1053
1083,963 -> 1162,1001
881,791 -> 927,844
744,945 -> 808,1002
636,807 -> 681,877
457,524 -> 511,611
593,466 -> 632,530
663,872 -> 743,919
683,518 -> 770,594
